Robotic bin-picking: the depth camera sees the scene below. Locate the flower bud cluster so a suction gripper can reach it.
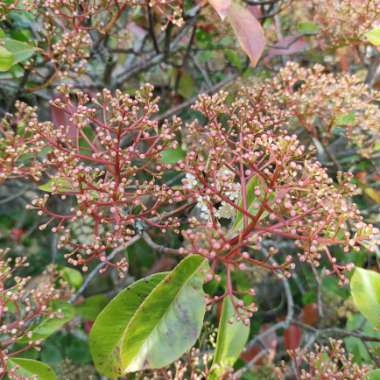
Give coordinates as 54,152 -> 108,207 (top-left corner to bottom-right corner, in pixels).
246,62 -> 380,156
292,339 -> 371,379
179,89 -> 378,286
306,0 -> 380,47
0,249 -> 61,378
0,102 -> 46,184
28,84 -> 185,270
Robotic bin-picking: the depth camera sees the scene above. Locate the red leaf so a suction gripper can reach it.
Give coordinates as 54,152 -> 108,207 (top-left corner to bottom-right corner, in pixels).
10,228 -> 24,243
208,0 -> 231,20
301,303 -> 319,326
51,96 -> 78,145
283,324 -> 302,351
266,35 -> 307,60
84,320 -> 94,334
241,324 -> 277,364
227,2 -> 265,67
126,21 -> 148,41
247,5 -> 262,19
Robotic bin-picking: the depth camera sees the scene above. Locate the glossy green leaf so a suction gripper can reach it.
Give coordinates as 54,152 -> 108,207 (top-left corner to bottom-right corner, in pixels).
89,273 -> 166,378
160,147 -> 186,164
121,255 -> 208,373
29,301 -> 75,341
350,268 -> 380,327
76,294 -> 109,321
365,27 -> 380,46
90,255 -> 208,378
209,296 -> 250,379
8,358 -> 56,380
61,267 -> 83,289
39,177 -> 76,193
368,369 -> 380,380
0,46 -> 14,71
3,37 -> 35,64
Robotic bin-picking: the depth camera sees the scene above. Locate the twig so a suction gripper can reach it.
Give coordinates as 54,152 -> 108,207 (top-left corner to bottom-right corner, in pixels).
142,231 -> 183,255
234,254 -> 294,378
156,73 -> 240,121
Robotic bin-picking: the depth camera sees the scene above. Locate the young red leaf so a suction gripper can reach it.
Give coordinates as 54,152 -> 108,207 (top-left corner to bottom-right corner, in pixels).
227,2 -> 266,67
283,324 -> 302,351
266,35 -> 307,60
301,303 -> 319,326
208,0 -> 232,20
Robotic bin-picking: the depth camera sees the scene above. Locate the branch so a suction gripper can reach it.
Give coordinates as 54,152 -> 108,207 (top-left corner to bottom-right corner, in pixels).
233,254 -> 294,378
142,232 -> 184,256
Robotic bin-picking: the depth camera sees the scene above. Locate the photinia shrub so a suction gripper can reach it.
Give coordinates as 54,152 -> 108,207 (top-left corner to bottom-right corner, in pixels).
1,0 -> 380,379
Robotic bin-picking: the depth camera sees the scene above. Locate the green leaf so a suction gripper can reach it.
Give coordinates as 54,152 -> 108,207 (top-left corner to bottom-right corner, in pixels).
344,314 -> 380,364
297,21 -> 319,34
8,358 -> 56,380
224,49 -> 243,70
344,335 -> 371,364
61,267 -> 83,289
28,301 -> 75,341
368,369 -> 380,380
39,177 -> 75,193
76,294 -> 109,321
0,46 -> 14,71
210,296 -> 250,379
3,37 -> 35,64
90,273 -> 166,377
350,268 -> 380,327
160,147 -> 186,164
178,71 -> 195,98
90,255 -> 208,378
232,176 -> 272,233
365,27 -> 380,46
336,112 -> 356,126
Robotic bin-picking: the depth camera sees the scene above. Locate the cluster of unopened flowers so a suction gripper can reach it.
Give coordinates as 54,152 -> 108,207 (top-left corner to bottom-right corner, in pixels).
302,0 -> 380,47
291,339 -> 371,379
1,67 -> 379,316
0,249 -> 63,378
1,0 -> 186,83
242,62 -> 380,156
